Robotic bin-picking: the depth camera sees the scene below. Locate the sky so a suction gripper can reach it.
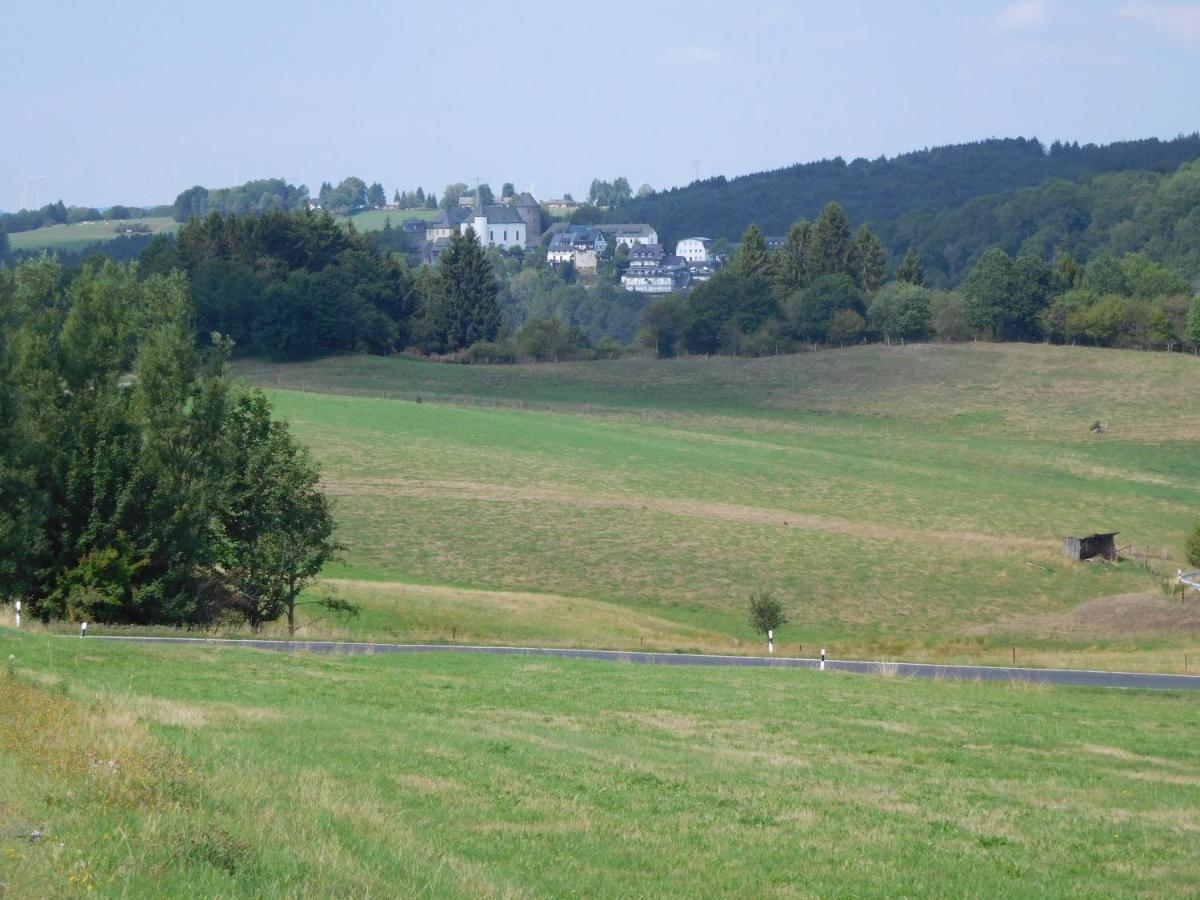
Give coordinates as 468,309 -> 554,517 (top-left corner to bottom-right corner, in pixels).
2,0 -> 1198,211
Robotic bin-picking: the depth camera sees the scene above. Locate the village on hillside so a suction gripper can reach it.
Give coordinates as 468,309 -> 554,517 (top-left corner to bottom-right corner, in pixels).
311,187 -> 744,295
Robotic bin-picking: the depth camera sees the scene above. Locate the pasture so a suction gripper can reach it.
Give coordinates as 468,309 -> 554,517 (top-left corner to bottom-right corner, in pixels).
2,629 -> 1199,896
343,208 -> 441,232
7,217 -> 178,253
229,343 -> 1200,671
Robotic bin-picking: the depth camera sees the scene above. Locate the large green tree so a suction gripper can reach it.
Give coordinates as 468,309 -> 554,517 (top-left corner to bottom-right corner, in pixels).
733,224 -> 770,278
1186,295 -> 1200,354
961,248 -> 1049,340
896,249 -> 926,286
849,226 -> 887,294
424,228 -> 503,352
217,393 -> 341,634
772,221 -> 810,298
0,257 -> 342,630
804,202 -> 853,280
787,274 -> 864,343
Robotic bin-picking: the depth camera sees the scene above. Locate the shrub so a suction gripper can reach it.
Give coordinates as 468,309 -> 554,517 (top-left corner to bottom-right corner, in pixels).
466,341 -> 516,364
747,590 -> 787,636
1185,523 -> 1200,569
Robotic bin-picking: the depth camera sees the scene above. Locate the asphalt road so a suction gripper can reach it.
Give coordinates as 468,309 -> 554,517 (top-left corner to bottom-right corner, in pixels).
80,635 -> 1200,690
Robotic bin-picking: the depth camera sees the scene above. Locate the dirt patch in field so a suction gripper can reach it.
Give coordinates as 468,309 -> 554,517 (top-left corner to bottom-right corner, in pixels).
322,477 -> 1054,554
968,593 -> 1200,639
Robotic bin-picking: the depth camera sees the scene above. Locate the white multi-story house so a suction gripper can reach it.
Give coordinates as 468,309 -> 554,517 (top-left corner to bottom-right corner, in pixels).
597,223 -> 658,249
676,237 -> 714,263
620,244 -> 690,294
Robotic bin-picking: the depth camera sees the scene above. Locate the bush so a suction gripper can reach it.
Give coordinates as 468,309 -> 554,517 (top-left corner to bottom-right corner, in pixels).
466,341 -> 516,364
1185,524 -> 1200,569
747,590 -> 787,636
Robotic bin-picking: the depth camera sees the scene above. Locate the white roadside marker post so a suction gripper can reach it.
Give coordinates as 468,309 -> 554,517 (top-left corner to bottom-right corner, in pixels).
13,601 -> 19,629
768,629 -> 774,654
80,621 -> 88,639
820,648 -> 826,671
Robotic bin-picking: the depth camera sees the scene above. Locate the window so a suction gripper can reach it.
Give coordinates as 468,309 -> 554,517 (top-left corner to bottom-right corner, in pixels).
504,230 -> 508,241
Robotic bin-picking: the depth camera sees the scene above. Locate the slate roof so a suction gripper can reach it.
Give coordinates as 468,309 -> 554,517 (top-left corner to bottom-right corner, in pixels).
474,205 -> 525,225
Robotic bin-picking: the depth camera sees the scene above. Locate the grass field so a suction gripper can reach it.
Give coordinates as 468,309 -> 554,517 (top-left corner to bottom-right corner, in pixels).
2,629 -> 1199,896
225,343 -> 1200,672
7,217 -> 179,253
343,208 -> 441,232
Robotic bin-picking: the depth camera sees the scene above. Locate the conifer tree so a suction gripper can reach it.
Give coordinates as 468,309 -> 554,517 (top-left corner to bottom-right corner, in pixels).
773,221 -> 810,299
426,229 -> 502,352
849,226 -> 886,294
896,249 -> 926,286
733,223 -> 770,278
1187,295 -> 1200,356
804,202 -> 852,280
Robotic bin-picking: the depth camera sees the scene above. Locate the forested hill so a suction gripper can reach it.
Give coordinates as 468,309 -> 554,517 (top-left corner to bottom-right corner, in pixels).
615,135 -> 1200,251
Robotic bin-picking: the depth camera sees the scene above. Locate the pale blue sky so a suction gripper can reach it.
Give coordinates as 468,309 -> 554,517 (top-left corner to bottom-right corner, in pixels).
3,0 -> 1198,210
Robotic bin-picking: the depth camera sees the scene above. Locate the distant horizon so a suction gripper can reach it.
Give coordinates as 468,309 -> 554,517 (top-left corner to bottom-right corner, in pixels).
7,128 -> 1199,215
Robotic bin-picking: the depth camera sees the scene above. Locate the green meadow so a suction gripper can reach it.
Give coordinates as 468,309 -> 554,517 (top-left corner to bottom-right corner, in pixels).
7,217 -> 178,253
224,343 -> 1200,672
2,629 -> 1199,897
343,208 -> 441,232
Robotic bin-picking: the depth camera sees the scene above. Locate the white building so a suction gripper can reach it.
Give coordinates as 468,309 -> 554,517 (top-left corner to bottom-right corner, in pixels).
620,244 -> 690,294
547,226 -> 608,271
460,205 -> 527,250
597,223 -> 658,249
675,237 -> 714,263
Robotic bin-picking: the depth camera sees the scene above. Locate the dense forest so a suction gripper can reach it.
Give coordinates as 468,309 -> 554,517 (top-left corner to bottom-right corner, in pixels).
887,159 -> 1200,285
608,135 -> 1200,268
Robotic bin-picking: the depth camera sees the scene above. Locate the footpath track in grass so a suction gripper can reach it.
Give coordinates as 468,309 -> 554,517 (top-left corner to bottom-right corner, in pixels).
84,635 -> 1200,690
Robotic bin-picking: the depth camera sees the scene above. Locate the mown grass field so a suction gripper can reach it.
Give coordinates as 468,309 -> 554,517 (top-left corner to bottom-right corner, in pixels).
2,629 -> 1199,896
343,208 -> 441,232
228,343 -> 1200,671
7,217 -> 178,253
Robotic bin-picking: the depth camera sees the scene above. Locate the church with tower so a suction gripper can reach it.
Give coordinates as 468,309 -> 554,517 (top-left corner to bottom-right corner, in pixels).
459,191 -> 542,250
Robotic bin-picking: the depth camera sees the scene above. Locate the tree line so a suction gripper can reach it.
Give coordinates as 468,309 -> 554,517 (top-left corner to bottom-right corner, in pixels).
174,178 -> 310,222
606,134 -> 1200,265
637,203 -> 1200,357
0,256 -> 343,632
0,200 -> 173,236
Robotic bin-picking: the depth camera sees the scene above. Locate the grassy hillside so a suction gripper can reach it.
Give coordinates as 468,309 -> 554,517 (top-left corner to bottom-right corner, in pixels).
7,216 -> 178,253
343,208 -> 440,232
229,344 -> 1200,671
3,629 -> 1199,896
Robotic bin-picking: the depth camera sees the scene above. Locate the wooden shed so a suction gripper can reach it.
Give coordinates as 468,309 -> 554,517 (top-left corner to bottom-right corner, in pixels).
1063,532 -> 1118,561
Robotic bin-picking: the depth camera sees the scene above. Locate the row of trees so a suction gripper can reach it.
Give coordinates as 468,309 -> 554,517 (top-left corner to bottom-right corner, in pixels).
135,210 -> 516,359
2,200 -> 171,235
174,179 -> 309,222
0,257 -> 342,631
638,207 -> 1200,357
393,186 -> 437,209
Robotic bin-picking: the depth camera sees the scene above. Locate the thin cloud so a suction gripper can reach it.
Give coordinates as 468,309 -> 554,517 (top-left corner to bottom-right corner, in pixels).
993,1 -> 1049,31
1118,3 -> 1200,43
